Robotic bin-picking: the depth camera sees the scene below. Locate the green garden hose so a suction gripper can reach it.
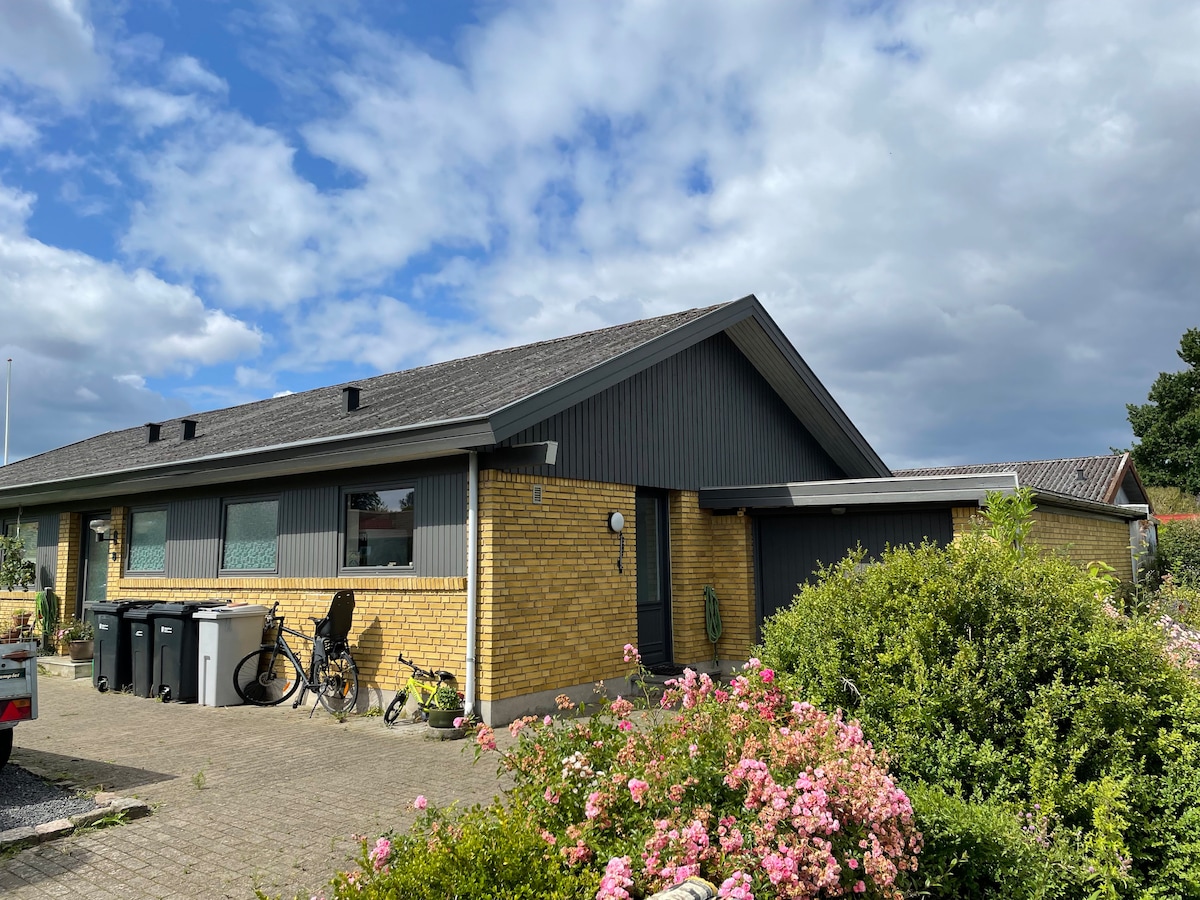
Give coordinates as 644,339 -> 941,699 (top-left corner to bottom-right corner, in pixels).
704,585 -> 722,663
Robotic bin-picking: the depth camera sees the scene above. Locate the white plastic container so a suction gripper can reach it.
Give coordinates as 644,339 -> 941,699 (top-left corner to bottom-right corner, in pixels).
194,605 -> 267,707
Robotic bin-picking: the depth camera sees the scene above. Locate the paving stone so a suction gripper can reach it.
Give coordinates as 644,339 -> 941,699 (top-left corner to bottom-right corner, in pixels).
3,675 -> 512,898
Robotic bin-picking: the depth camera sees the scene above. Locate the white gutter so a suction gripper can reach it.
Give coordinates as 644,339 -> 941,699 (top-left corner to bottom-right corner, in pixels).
465,450 -> 479,719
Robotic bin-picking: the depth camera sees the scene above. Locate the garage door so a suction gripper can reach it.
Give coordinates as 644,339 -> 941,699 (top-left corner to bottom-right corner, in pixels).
755,508 -> 953,626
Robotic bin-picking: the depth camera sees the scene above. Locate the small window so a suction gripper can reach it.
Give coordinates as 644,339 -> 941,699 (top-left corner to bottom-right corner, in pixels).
343,487 -> 414,569
3,521 -> 38,585
127,508 -> 167,574
222,499 -> 279,572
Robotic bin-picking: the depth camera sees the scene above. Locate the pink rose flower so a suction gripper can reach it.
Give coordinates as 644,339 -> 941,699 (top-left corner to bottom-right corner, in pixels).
413,795 -> 427,810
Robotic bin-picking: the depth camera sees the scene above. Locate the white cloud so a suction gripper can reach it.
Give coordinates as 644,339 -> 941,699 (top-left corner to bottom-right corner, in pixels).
0,0 -> 104,101
0,107 -> 37,149
14,0 -> 1200,465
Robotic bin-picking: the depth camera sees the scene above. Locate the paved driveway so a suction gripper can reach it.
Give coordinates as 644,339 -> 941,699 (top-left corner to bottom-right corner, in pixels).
1,674 -> 510,899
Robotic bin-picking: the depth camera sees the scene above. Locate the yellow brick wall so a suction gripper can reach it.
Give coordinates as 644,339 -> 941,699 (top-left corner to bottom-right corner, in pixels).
950,504 -> 1133,582
101,573 -> 468,695
1028,510 -> 1134,582
477,471 -> 637,702
666,492 -> 758,665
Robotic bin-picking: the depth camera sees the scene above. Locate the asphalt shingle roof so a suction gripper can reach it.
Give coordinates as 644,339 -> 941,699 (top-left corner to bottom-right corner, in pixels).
894,455 -> 1128,504
0,303 -> 729,489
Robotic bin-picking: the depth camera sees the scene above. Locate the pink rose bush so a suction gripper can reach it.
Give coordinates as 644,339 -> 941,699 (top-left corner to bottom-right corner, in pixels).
481,651 -> 920,899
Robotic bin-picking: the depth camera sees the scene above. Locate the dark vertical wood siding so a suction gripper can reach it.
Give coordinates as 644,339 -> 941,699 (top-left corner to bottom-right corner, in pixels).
280,486 -> 339,578
755,509 -> 954,625
413,471 -> 467,577
502,333 -> 845,490
148,464 -> 468,579
166,497 -> 221,579
36,513 -> 59,589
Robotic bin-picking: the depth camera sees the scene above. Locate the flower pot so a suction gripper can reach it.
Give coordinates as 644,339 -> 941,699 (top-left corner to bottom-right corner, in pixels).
69,639 -> 94,662
427,708 -> 463,729
12,614 -> 32,628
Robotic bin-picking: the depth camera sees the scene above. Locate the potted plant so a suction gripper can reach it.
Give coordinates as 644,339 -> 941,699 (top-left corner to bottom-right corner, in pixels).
11,608 -> 32,628
58,618 -> 95,661
426,684 -> 464,729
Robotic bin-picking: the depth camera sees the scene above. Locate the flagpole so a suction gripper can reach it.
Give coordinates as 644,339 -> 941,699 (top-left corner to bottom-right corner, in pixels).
3,358 -> 10,466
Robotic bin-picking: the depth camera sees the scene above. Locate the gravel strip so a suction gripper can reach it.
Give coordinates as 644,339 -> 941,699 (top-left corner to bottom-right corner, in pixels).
0,765 -> 99,830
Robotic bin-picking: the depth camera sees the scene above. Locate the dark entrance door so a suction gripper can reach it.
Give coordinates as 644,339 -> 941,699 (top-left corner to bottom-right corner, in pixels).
77,513 -> 111,618
635,490 -> 671,667
755,508 -> 953,632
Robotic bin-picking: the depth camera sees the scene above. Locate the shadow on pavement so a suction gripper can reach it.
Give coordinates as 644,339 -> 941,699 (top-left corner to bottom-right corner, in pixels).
11,748 -> 174,793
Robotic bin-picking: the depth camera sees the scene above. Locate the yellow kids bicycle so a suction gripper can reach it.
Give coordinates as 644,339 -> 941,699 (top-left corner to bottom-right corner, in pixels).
383,652 -> 460,726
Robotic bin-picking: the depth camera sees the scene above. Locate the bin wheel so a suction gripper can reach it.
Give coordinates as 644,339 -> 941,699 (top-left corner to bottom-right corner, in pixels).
158,685 -> 172,703
96,675 -> 109,693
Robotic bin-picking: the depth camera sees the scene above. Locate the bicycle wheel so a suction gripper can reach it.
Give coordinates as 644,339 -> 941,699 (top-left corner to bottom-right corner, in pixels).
317,651 -> 359,715
383,689 -> 408,726
233,646 -> 302,706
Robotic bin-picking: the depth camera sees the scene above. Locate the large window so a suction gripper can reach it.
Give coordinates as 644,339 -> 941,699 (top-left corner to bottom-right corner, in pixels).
343,487 -> 414,569
126,508 -> 167,574
221,499 -> 279,572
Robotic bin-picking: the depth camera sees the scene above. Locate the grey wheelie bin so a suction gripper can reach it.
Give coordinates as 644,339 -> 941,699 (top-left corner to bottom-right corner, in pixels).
194,604 -> 267,707
148,601 -> 226,702
126,606 -> 156,698
84,599 -> 155,693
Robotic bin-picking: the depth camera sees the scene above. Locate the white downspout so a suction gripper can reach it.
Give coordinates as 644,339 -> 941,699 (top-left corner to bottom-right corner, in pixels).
465,450 -> 479,719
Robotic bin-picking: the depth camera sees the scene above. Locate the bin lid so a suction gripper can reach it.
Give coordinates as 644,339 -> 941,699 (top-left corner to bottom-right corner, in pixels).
85,599 -> 157,613
148,600 -> 227,617
126,606 -> 155,621
193,604 -> 267,620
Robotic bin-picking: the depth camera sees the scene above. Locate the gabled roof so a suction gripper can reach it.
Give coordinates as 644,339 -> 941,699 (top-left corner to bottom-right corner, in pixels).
894,454 -> 1149,507
0,294 -> 889,507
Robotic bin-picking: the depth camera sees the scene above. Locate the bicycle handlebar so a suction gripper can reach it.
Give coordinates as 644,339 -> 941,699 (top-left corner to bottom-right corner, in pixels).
396,652 -> 447,682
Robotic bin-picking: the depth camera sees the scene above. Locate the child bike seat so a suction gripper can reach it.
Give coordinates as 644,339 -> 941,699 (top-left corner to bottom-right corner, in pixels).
312,589 -> 355,643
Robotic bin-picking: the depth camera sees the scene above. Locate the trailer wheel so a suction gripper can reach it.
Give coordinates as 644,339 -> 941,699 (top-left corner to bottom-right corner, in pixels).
0,728 -> 12,770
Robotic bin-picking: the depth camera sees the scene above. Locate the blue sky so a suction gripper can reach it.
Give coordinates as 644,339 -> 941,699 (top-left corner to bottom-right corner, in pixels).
1,0 -> 1198,469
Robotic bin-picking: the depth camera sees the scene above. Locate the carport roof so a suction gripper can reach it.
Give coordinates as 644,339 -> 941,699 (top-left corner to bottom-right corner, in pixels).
699,471 -> 1148,520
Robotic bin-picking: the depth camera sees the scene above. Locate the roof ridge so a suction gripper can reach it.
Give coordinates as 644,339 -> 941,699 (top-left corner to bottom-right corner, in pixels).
898,454 -> 1122,470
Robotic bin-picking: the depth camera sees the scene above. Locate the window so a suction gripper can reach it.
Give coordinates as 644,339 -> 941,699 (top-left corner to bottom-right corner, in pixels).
126,508 -> 167,573
221,499 -> 279,572
2,519 -> 38,589
343,487 -> 414,569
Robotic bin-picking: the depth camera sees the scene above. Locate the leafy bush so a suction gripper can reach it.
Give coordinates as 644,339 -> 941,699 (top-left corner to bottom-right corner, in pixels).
759,532 -> 1200,899
1158,517 -> 1200,589
323,803 -> 599,900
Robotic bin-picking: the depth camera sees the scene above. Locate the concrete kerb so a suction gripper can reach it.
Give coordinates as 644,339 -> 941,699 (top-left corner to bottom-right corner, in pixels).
0,792 -> 151,852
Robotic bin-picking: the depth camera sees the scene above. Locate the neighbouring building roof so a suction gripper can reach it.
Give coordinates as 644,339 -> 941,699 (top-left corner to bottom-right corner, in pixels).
893,453 -> 1149,507
0,294 -> 890,506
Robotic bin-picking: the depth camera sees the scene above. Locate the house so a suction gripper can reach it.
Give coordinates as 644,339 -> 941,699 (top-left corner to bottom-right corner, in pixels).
0,295 -> 1150,723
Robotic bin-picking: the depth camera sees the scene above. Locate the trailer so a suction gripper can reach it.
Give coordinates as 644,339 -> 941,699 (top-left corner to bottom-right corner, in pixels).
0,640 -> 38,769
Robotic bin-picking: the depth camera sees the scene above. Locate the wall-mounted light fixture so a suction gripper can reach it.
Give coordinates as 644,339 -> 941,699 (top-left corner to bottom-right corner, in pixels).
608,511 -> 626,573
89,518 -> 120,561
831,507 -> 847,516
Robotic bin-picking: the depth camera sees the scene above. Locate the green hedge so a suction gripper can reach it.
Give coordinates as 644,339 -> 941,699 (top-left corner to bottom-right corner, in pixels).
759,532 -> 1200,899
1158,517 -> 1200,589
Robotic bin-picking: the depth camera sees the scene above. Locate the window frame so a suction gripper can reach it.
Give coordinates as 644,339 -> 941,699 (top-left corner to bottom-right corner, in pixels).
219,495 -> 280,576
124,506 -> 168,576
339,483 -> 417,575
2,519 -> 39,588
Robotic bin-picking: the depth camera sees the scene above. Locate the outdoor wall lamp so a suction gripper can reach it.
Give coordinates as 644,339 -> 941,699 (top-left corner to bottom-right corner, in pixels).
89,518 -> 120,560
608,511 -> 626,574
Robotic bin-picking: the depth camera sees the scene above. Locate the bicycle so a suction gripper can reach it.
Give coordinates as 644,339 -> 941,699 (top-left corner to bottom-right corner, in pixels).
232,590 -> 359,717
383,652 -> 459,725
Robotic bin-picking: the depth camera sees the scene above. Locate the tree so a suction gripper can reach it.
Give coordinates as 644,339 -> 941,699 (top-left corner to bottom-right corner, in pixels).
1126,327 -> 1200,496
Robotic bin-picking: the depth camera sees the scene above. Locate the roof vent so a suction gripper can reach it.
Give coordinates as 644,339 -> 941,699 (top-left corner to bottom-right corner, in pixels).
181,419 -> 198,440
342,386 -> 361,413
145,423 -> 161,444
1075,467 -> 1087,482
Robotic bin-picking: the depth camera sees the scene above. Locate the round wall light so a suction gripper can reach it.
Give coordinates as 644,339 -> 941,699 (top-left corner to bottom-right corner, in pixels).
607,511 -> 625,533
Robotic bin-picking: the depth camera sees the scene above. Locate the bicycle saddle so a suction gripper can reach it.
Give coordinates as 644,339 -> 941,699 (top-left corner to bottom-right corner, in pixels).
433,670 -> 456,681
